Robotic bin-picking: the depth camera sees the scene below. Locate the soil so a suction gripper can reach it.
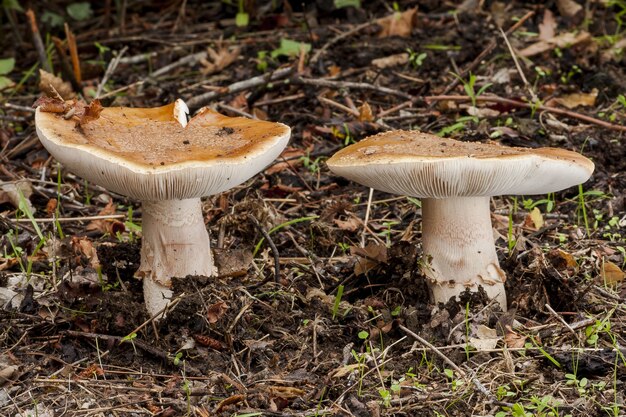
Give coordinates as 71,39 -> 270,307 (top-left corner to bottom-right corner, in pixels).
1,1 -> 625,416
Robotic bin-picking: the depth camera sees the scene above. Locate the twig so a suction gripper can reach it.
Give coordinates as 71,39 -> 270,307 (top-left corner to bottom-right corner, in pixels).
64,23 -> 82,85
317,96 -> 360,117
248,215 -> 280,282
361,188 -> 374,247
293,76 -> 412,100
499,27 -> 538,103
65,330 -> 170,361
186,67 -> 294,110
425,94 -> 626,132
399,324 -> 514,408
25,9 -> 52,73
544,304 -> 581,342
149,50 -> 207,79
311,21 -> 375,64
95,46 -> 128,99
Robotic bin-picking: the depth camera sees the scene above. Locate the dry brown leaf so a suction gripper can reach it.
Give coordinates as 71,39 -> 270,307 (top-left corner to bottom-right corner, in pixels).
548,249 -> 578,272
214,394 -> 245,413
77,99 -> 103,126
377,8 -> 417,38
504,325 -> 526,348
32,96 -> 68,113
0,365 -> 18,384
556,0 -> 583,19
331,363 -> 365,378
358,102 -> 374,122
0,180 -> 34,211
328,65 -> 342,77
371,53 -> 409,69
207,301 -> 229,324
334,217 -> 360,232
76,364 -> 105,379
213,248 -> 252,277
86,201 -> 124,236
38,69 -> 75,100
71,236 -> 100,268
519,31 -> 591,57
469,324 -> 500,351
539,9 -> 556,41
200,46 -> 241,75
351,243 -> 388,276
547,89 -> 598,109
600,260 -> 625,285
523,207 -> 544,230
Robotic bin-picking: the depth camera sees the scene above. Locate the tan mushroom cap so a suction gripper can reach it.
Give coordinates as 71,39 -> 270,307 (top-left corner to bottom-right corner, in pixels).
327,130 -> 594,197
35,102 -> 291,201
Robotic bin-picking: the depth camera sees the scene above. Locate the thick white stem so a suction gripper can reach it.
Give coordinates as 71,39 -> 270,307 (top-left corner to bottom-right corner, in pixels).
137,199 -> 215,317
421,197 -> 507,310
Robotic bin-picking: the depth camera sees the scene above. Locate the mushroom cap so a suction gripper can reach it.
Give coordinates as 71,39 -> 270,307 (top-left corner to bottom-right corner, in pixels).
327,130 -> 594,197
35,101 -> 291,201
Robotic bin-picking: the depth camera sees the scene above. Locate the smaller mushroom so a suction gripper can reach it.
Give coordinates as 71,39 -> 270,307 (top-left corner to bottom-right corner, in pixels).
327,130 -> 594,310
35,100 -> 291,317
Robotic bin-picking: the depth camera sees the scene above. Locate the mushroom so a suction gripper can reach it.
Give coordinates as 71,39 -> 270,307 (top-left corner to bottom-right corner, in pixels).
35,100 -> 290,317
327,130 -> 594,310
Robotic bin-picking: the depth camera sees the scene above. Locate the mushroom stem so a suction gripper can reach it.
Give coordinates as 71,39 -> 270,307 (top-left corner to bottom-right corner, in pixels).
138,199 -> 215,317
421,197 -> 507,310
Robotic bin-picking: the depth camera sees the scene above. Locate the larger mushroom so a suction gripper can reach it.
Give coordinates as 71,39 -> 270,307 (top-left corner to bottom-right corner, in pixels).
327,130 -> 594,310
35,100 -> 290,317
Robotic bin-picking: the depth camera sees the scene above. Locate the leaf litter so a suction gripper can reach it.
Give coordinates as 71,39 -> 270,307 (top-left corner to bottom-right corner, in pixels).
1,2 -> 626,416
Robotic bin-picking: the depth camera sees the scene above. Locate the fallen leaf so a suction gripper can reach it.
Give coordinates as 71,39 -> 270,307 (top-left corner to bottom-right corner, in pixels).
504,325 -> 526,348
0,180 -> 34,212
32,96 -> 68,113
358,102 -> 374,122
0,365 -> 18,384
371,53 -> 409,69
71,236 -> 100,268
556,0 -> 583,19
523,207 -> 544,230
469,324 -> 500,351
38,69 -> 75,99
214,394 -> 245,414
547,249 -> 578,272
334,217 -> 360,232
600,260 -> 625,285
467,105 -> 500,118
207,301 -> 229,324
547,89 -> 598,109
76,364 -> 105,379
377,8 -> 417,38
519,31 -> 591,57
351,243 -> 388,276
331,363 -> 365,378
213,248 -> 252,277
76,99 -> 103,126
200,45 -> 241,75
86,201 -> 124,236
539,9 -> 556,41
